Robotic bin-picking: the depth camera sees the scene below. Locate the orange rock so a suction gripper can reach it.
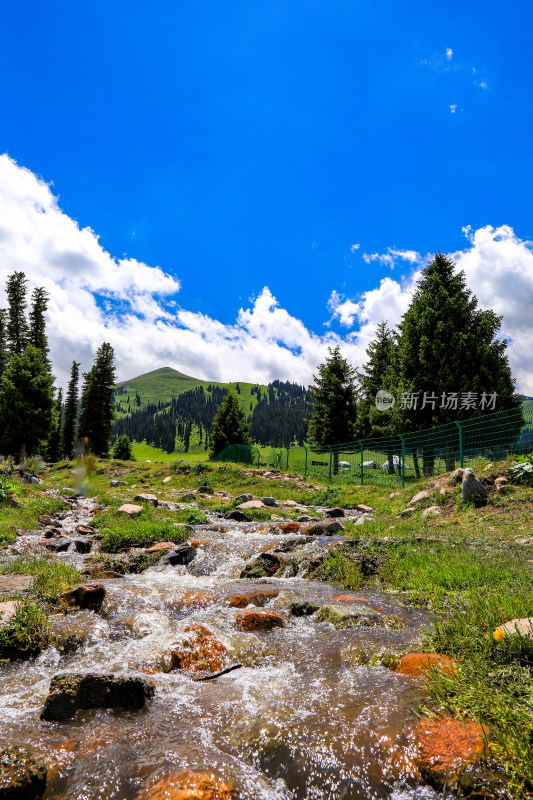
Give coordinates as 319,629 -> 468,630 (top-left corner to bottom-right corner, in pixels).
236,610 -> 284,631
281,522 -> 300,533
395,653 -> 457,678
181,592 -> 213,608
414,717 -> 488,789
332,595 -> 368,603
146,542 -> 174,552
226,589 -> 279,608
206,525 -> 228,533
190,539 -> 211,548
137,770 -> 235,799
163,625 -> 227,673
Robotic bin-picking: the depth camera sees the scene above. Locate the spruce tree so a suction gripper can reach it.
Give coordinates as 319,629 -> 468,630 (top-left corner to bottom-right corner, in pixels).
47,388 -> 63,462
0,345 -> 55,459
394,252 -> 521,473
28,287 -> 50,355
307,345 -> 358,473
355,322 -> 398,471
61,361 -> 80,458
6,271 -> 29,356
112,434 -> 135,460
0,310 -> 8,386
209,392 -> 251,458
78,343 -> 116,457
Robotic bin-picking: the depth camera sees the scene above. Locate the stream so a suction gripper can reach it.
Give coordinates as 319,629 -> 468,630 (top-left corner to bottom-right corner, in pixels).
0,493 -> 439,800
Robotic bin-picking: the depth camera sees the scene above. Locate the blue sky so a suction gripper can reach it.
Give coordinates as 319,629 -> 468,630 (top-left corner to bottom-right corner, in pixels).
1,1 -> 533,390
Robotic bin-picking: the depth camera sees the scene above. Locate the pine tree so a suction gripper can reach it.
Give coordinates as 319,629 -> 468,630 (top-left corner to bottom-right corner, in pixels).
61,361 -> 80,459
307,346 -> 358,473
394,252 -> 521,474
78,343 -> 116,458
0,345 -> 55,459
356,322 -> 398,433
112,434 -> 135,460
46,388 -> 63,462
6,271 -> 29,356
209,392 -> 251,458
28,287 -> 50,354
0,310 -> 8,386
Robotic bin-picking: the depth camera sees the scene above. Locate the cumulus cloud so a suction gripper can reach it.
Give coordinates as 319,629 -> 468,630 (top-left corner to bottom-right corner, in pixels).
2,156 -> 533,394
350,243 -> 360,253
446,47 -> 453,60
0,155 -> 364,387
450,104 -> 458,113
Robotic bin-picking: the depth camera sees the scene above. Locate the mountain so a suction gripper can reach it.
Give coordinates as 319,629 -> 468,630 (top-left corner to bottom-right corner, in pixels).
113,367 -> 265,417
113,367 -> 311,453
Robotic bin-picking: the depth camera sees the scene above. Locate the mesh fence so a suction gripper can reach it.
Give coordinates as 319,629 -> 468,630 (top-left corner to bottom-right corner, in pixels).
292,400 -> 533,486
211,401 -> 533,484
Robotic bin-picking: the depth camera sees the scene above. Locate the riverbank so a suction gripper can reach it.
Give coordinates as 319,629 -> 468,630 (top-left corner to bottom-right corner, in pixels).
0,456 -> 532,799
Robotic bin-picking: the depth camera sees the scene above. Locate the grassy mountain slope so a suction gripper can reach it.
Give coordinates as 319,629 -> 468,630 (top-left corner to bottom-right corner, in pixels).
114,367 -> 268,418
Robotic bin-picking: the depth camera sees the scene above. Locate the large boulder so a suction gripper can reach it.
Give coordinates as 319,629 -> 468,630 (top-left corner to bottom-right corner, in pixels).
461,468 -> 489,504
234,494 -> 254,504
261,496 -> 279,507
0,745 -> 47,799
302,521 -> 344,536
118,504 -> 143,516
40,673 -> 155,721
315,603 -> 382,629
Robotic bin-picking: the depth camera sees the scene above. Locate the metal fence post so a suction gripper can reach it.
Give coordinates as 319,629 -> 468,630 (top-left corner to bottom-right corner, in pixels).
398,434 -> 405,488
455,421 -> 463,468
328,446 -> 333,482
359,440 -> 364,485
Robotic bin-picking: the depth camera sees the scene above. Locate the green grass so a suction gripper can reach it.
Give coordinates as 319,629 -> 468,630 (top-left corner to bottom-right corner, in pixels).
0,557 -> 81,603
93,507 -> 192,552
0,600 -> 49,661
0,488 -> 71,545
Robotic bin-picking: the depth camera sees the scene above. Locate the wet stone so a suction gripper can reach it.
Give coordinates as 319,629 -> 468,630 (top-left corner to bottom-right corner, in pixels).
394,652 -> 456,677
45,537 -> 72,552
136,770 -> 235,800
0,745 -> 47,800
281,522 -> 300,533
226,510 -> 247,522
226,589 -> 279,608
73,538 -> 92,554
236,610 -> 284,631
160,544 -> 196,566
240,552 -> 283,579
414,717 -> 488,790
315,603 -> 382,629
290,599 -> 320,617
40,673 -> 155,721
327,507 -> 345,518
162,624 -> 227,673
60,583 -> 106,612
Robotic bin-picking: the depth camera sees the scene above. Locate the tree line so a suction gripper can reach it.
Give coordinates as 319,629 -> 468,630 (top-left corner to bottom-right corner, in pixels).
0,271 -> 117,461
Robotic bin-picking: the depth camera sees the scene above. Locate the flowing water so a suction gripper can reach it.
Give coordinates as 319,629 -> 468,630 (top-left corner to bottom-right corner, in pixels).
0,495 -> 439,800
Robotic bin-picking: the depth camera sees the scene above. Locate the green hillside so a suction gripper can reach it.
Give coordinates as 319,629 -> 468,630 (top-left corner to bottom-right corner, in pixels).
114,367 -> 268,418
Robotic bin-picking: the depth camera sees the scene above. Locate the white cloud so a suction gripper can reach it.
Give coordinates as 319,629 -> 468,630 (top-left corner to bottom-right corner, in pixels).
478,80 -> 488,90
0,155 -> 363,388
2,156 -> 533,395
450,104 -> 458,113
446,47 -> 453,60
350,243 -> 360,253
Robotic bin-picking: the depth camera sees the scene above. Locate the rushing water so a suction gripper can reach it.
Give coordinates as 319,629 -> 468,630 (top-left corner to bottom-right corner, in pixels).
0,496 -> 438,800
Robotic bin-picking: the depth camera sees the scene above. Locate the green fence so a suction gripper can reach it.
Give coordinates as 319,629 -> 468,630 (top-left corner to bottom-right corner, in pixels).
213,401 -> 533,486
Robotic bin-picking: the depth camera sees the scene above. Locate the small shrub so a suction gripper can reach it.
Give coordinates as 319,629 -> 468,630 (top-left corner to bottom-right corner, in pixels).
0,600 -> 49,660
